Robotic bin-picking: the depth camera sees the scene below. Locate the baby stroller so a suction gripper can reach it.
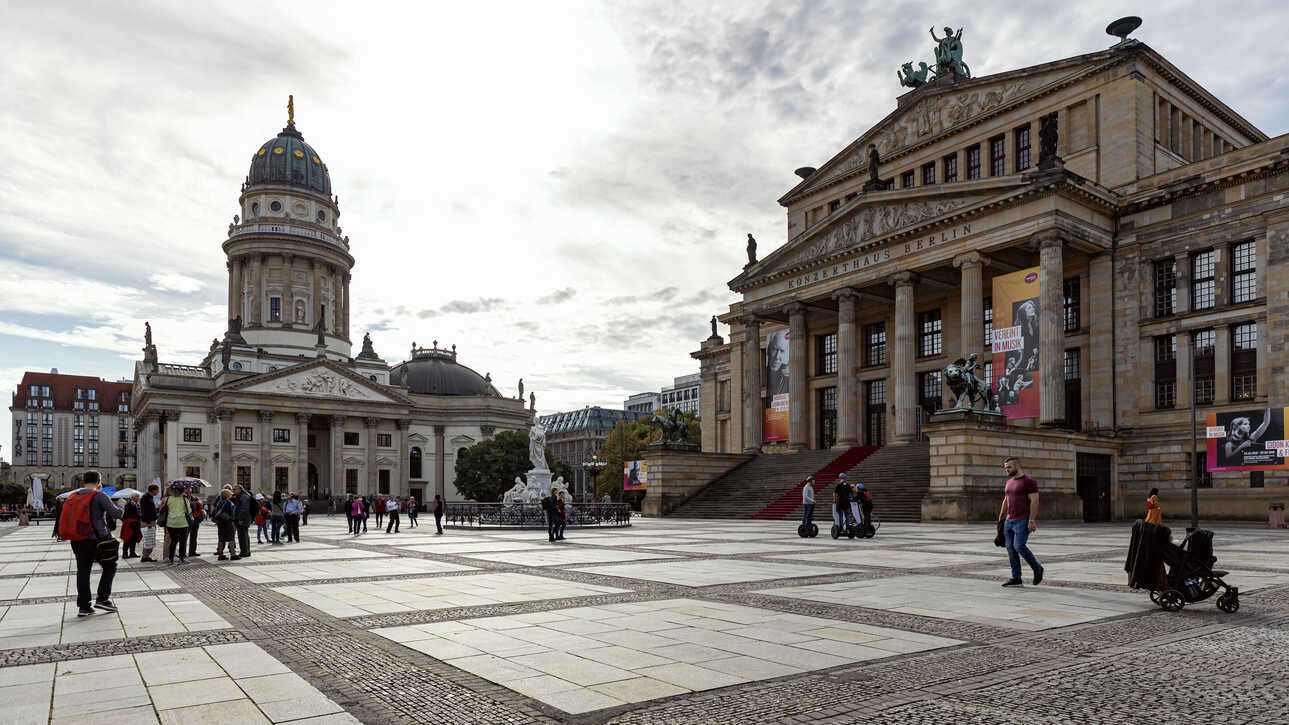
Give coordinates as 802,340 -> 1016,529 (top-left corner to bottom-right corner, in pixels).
1126,520 -> 1239,613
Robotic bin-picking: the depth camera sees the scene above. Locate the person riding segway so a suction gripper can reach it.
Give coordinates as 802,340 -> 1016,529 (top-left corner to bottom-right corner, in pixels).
831,473 -> 858,539
853,481 -> 876,538
798,475 -> 819,538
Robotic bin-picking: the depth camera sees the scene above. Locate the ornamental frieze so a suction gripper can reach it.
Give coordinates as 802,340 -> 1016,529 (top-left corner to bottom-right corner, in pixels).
789,196 -> 977,267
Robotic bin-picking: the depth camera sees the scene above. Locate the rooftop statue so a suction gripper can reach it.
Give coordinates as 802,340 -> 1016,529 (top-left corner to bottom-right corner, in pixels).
930,26 -> 970,78
897,61 -> 930,88
745,233 -> 757,267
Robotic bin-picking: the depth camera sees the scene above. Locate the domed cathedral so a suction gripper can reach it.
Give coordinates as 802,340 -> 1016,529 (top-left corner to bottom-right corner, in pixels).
131,99 -> 532,504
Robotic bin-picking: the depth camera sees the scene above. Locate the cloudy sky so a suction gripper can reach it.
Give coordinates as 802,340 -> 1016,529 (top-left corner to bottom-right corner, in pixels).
2,0 -> 1286,461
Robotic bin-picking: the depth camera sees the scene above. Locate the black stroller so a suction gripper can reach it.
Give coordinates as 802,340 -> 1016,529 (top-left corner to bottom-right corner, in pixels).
1126,520 -> 1239,613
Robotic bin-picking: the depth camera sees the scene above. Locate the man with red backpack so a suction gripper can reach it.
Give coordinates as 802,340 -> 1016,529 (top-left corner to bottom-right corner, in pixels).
58,471 -> 123,617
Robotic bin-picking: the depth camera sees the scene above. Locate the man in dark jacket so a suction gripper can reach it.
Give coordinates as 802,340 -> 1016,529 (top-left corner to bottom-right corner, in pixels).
62,471 -> 123,617
139,483 -> 160,562
233,484 -> 255,558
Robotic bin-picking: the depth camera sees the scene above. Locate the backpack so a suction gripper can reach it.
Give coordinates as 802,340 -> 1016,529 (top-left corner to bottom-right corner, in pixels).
541,495 -> 553,513
190,498 -> 205,522
58,490 -> 97,541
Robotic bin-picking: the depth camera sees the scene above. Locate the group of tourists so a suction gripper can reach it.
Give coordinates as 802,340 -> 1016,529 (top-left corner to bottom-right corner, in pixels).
338,493 -> 444,536
541,489 -> 567,542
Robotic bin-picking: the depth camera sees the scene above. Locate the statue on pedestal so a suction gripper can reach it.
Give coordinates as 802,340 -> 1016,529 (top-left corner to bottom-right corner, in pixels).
745,234 -> 757,267
944,353 -> 990,410
528,415 -> 547,470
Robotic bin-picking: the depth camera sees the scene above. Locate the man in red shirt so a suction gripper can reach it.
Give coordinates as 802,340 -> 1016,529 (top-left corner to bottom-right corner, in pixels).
998,456 -> 1043,587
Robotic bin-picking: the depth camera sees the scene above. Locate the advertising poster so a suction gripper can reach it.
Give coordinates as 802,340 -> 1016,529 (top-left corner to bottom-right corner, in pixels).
623,460 -> 647,490
1206,407 -> 1289,472
990,267 -> 1041,420
764,329 -> 790,442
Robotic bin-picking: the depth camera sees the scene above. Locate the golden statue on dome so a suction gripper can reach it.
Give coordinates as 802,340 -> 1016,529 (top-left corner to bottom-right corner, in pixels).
287,94 -> 295,125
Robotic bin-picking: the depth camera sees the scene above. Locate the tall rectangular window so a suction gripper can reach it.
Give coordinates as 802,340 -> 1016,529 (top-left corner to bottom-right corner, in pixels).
919,371 -> 942,416
236,466 -> 251,488
1231,240 -> 1256,303
1193,329 -> 1215,405
966,145 -> 981,179
918,309 -> 942,357
989,135 -> 1006,176
818,387 -> 837,450
1154,335 -> 1177,409
378,469 -> 391,494
1192,250 -> 1215,310
1231,322 -> 1257,401
1154,258 -> 1176,318
865,380 -> 886,446
235,426 -> 253,442
1015,124 -> 1032,171
865,322 -> 887,366
901,170 -> 915,188
1064,349 -> 1082,430
983,297 -> 994,348
1063,277 -> 1081,332
921,162 -> 936,186
269,297 -> 282,322
345,469 -> 358,494
818,333 -> 838,375
943,154 -> 958,182
377,433 -> 392,447
183,427 -> 202,442
275,467 -> 289,491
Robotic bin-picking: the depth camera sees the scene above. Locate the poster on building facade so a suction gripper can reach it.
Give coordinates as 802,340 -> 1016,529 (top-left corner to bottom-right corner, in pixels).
764,328 -> 790,442
623,460 -> 647,490
1206,407 -> 1289,471
990,267 -> 1041,420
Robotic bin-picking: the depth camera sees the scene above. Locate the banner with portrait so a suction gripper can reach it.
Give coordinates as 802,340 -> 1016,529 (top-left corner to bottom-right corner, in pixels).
1206,407 -> 1289,472
764,328 -> 790,442
990,267 -> 1041,420
623,460 -> 648,491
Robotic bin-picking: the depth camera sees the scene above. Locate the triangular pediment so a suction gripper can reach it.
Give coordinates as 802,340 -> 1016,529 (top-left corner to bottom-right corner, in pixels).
783,53 -> 1121,205
741,183 -> 1014,286
228,360 -> 406,404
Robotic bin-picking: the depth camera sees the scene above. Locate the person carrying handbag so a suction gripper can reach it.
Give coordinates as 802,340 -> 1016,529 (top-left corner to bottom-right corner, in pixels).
160,485 -> 192,564
58,471 -> 123,617
213,489 -> 239,560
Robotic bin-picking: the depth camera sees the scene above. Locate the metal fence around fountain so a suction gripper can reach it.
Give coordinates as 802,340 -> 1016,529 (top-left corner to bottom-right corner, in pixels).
445,502 -> 632,529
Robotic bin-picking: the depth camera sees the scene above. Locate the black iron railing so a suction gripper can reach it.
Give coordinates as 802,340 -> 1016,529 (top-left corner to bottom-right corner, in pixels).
445,502 -> 631,529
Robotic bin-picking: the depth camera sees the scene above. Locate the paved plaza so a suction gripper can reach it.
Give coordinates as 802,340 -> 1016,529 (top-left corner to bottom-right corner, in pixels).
1,516 -> 1288,724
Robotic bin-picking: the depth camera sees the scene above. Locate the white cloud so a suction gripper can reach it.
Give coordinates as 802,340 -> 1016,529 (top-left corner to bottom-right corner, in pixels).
149,272 -> 203,293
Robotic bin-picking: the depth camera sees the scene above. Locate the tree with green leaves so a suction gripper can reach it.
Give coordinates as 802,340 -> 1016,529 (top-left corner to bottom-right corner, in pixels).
0,481 -> 27,507
454,429 -> 570,502
593,418 -> 651,501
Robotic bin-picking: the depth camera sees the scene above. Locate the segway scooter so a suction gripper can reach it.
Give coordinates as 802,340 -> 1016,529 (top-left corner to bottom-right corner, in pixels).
797,519 -> 819,538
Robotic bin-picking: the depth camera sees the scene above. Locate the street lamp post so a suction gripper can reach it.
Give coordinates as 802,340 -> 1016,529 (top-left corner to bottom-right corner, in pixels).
582,459 -> 606,503
1189,337 -> 1199,532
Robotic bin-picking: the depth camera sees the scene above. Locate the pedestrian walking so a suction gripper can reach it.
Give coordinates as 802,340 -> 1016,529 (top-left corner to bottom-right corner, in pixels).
57,471 -> 123,617
374,496 -> 386,529
186,491 -> 204,557
139,483 -> 160,562
232,484 -> 254,559
998,456 -> 1043,587
351,497 -> 364,537
283,493 -> 301,542
328,497 -> 336,518
554,490 -> 567,541
406,496 -> 418,528
269,491 -> 286,545
345,495 -> 355,533
801,475 -> 815,528
300,494 -> 309,526
541,491 -> 557,542
385,496 -> 401,534
213,489 -> 239,560
161,485 -> 192,565
1145,487 -> 1163,524
433,494 -> 444,535
255,495 -> 270,543
120,494 -> 142,559
361,496 -> 370,533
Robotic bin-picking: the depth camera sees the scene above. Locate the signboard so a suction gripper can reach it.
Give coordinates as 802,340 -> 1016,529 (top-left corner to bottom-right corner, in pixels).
764,329 -> 790,442
990,267 -> 1041,420
1206,407 -> 1289,472
623,460 -> 647,491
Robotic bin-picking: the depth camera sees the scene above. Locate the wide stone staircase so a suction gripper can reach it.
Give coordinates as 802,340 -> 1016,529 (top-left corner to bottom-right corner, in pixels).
669,442 -> 932,522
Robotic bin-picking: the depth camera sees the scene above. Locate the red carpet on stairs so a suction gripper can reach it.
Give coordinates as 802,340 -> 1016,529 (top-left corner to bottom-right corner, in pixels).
751,445 -> 881,519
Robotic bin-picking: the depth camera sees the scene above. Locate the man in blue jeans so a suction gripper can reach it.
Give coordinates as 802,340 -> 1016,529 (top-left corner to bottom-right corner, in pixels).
801,475 -> 815,527
998,456 -> 1043,587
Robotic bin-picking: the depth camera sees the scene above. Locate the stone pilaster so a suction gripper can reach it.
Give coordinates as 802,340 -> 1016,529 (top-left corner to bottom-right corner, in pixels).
331,415 -> 346,494
282,253 -> 295,328
218,408 -> 234,487
1035,232 -> 1066,425
1266,216 -> 1289,407
889,272 -> 918,442
741,314 -> 763,453
249,254 -> 263,325
786,302 -> 808,450
226,260 -> 236,326
434,425 -> 447,500
312,260 -> 324,331
954,252 -> 988,360
140,412 -> 162,488
396,420 -> 410,496
365,417 -> 379,494
295,413 -> 309,494
1214,326 -> 1231,404
342,272 -> 352,340
259,409 -> 274,491
1088,254 -> 1114,428
833,288 -> 859,447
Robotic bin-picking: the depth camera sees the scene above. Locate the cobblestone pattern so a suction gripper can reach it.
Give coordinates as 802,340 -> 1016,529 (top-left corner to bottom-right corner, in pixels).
0,628 -> 246,667
0,587 -> 186,607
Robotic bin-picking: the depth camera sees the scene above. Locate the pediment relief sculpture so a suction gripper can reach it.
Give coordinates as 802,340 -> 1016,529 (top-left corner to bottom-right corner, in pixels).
787,196 -> 979,268
246,367 -> 393,402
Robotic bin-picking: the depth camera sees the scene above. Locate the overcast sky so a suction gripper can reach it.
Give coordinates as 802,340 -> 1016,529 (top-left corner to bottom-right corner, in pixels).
2,0 -> 1287,462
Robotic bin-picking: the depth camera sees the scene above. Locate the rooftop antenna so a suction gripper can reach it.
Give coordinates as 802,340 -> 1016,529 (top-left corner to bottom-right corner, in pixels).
1106,16 -> 1142,47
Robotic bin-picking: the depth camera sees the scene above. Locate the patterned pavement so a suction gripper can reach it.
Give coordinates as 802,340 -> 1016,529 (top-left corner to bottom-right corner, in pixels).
1,514 -> 1288,724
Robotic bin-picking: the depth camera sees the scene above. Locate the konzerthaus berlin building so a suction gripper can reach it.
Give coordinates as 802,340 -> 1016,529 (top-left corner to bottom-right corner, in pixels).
694,28 -> 1287,521
130,105 -> 531,503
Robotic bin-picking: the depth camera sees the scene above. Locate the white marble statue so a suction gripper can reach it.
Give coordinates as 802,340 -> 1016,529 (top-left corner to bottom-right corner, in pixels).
528,414 -> 547,470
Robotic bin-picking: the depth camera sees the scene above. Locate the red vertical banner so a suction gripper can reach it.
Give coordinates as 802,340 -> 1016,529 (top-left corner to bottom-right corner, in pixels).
991,267 -> 1041,420
764,329 -> 790,442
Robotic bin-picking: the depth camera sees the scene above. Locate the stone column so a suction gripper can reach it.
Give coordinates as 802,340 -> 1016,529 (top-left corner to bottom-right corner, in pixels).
331,415 -> 346,494
249,255 -> 263,325
295,413 -> 309,494
259,409 -> 274,491
1035,231 -> 1066,426
889,272 -> 918,442
342,272 -> 352,340
140,412 -> 161,487
218,408 -> 234,487
312,260 -> 324,330
230,258 -> 244,323
786,302 -> 808,450
282,254 -> 295,328
741,314 -> 763,453
954,252 -> 988,360
396,420 -> 410,496
365,417 -> 379,494
833,289 -> 859,448
226,260 -> 236,325
434,425 -> 447,500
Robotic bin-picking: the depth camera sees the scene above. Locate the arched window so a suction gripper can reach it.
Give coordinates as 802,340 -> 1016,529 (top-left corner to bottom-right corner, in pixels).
457,447 -> 468,460
409,447 -> 422,479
